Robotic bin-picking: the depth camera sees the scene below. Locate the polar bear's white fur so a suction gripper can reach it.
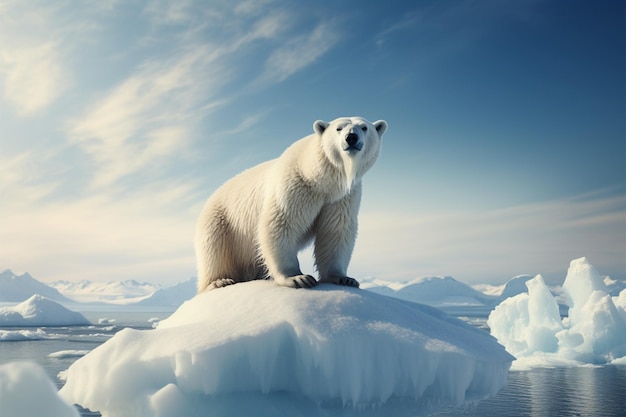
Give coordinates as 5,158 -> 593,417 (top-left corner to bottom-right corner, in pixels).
195,116 -> 387,292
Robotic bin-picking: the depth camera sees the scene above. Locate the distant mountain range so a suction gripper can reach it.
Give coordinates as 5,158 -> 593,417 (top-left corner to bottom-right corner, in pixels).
0,269 -> 196,308
49,279 -> 162,304
361,276 -> 499,307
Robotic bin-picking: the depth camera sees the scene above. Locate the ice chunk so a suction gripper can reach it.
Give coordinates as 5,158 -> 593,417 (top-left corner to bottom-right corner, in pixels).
488,258 -> 626,368
562,257 -> 608,325
48,350 -> 91,359
0,328 -> 47,341
0,295 -> 90,326
60,281 -> 513,417
0,361 -> 80,417
487,275 -> 562,356
526,274 -> 563,353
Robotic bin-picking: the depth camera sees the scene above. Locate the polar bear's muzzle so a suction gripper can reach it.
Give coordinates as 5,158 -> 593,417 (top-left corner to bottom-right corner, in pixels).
344,132 -> 363,152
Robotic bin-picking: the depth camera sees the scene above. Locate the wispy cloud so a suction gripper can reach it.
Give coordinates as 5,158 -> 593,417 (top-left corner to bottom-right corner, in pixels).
0,151 -> 62,204
67,2 -> 339,191
0,34 -> 67,116
258,21 -> 341,85
67,46 -> 222,188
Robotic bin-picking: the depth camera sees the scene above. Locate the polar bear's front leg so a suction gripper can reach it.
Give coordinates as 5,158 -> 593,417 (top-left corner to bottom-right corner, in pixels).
314,185 -> 362,288
258,197 -> 320,289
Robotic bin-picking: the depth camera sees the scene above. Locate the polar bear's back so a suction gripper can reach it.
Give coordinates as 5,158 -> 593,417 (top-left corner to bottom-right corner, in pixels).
204,160 -> 273,230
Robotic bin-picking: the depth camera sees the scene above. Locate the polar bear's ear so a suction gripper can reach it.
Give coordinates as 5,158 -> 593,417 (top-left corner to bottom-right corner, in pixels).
313,120 -> 329,135
373,120 -> 388,136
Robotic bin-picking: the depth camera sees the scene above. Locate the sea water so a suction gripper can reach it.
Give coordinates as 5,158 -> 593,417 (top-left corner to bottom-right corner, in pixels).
0,310 -> 624,417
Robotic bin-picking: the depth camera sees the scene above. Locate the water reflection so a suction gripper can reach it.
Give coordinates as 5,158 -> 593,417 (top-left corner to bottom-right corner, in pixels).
433,366 -> 626,417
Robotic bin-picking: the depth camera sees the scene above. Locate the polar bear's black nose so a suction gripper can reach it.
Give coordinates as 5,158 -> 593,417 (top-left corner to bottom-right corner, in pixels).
346,133 -> 359,146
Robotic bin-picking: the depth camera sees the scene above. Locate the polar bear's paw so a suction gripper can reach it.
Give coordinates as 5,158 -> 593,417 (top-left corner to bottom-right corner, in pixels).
207,278 -> 236,291
279,275 -> 318,289
335,277 -> 360,288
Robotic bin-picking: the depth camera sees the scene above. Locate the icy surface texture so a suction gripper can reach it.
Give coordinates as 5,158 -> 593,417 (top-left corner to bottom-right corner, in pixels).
0,295 -> 90,326
488,258 -> 626,368
60,281 -> 513,417
0,361 -> 80,417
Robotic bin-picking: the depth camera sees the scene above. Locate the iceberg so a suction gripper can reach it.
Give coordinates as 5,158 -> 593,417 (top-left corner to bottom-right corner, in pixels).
60,281 -> 513,417
0,361 -> 80,417
488,258 -> 626,368
0,295 -> 90,326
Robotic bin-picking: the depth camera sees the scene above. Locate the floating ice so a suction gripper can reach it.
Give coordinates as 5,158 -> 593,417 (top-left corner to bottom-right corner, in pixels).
488,258 -> 626,368
48,350 -> 91,359
0,295 -> 90,327
0,328 -> 47,341
60,281 -> 513,417
0,361 -> 80,417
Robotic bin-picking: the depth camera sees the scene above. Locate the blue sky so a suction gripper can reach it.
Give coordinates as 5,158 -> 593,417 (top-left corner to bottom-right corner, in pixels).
1,0 -> 624,286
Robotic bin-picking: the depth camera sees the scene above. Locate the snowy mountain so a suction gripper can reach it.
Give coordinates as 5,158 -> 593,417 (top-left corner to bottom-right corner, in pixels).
1,268 -> 195,307
0,270 -> 73,303
0,295 -> 90,326
50,279 -> 161,304
137,278 -> 197,308
362,275 -> 498,306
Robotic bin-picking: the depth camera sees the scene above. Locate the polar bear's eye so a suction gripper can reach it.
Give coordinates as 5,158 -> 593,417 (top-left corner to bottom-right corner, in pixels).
336,126 -> 343,132
361,126 -> 368,132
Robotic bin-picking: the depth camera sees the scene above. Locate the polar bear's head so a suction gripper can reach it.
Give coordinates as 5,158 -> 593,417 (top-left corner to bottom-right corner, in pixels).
313,116 -> 387,192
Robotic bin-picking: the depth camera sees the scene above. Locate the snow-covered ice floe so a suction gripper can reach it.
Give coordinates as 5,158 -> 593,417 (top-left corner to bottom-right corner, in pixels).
60,281 -> 513,417
48,350 -> 91,359
488,257 -> 626,369
0,295 -> 90,327
0,328 -> 48,341
0,361 -> 80,417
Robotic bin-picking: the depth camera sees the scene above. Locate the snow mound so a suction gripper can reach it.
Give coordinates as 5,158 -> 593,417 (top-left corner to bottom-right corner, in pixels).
0,361 -> 80,417
488,258 -> 626,368
60,281 -> 513,417
0,295 -> 90,326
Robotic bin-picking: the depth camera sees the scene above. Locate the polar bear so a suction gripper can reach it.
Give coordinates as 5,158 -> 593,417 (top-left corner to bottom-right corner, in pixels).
195,116 -> 387,292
